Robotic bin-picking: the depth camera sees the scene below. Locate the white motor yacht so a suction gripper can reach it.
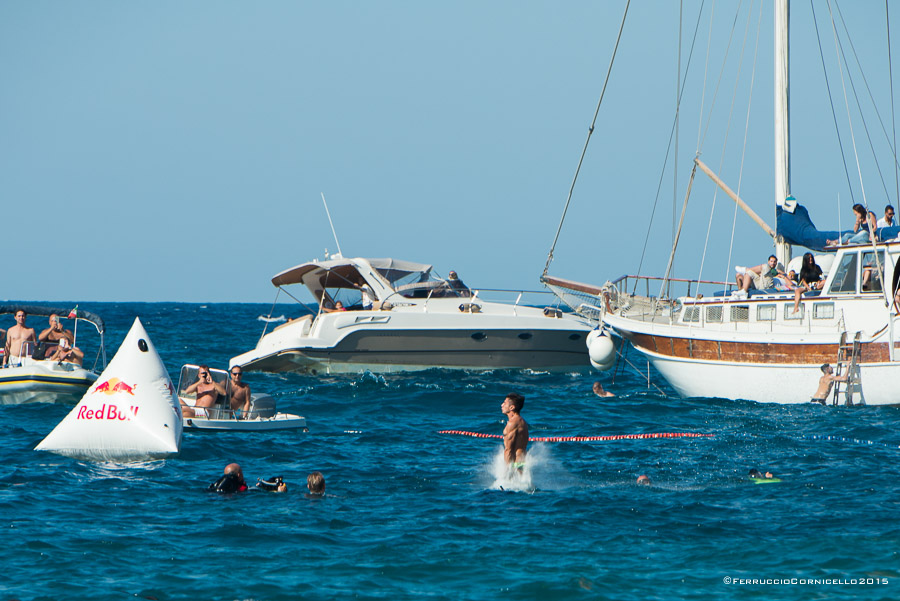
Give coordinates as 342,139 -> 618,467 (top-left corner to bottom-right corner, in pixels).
0,305 -> 106,405
231,256 -> 593,375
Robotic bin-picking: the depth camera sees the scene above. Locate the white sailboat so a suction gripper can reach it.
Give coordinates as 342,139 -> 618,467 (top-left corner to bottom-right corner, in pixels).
543,1 -> 900,405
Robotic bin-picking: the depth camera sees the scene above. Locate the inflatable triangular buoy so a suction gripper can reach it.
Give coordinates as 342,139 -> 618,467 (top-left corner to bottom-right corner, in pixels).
36,317 -> 182,461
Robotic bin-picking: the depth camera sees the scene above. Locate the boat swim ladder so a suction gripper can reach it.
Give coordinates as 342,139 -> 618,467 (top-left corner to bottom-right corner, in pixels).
832,331 -> 864,406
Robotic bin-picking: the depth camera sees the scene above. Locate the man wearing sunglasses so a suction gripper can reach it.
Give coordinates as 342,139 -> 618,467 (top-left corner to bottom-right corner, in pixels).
229,367 -> 252,419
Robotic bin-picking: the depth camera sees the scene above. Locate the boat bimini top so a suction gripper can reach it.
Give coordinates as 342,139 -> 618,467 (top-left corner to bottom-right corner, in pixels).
269,256 -> 470,310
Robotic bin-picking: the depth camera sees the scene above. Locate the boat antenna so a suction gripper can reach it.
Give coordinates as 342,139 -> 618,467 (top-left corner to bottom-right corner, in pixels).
321,192 -> 344,258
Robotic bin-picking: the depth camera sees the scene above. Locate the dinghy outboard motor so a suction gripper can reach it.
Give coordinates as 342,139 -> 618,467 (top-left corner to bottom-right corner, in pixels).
245,394 -> 277,419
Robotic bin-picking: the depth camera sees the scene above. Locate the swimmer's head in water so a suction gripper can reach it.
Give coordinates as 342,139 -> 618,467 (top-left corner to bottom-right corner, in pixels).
307,471 -> 325,494
636,475 -> 651,485
748,469 -> 762,478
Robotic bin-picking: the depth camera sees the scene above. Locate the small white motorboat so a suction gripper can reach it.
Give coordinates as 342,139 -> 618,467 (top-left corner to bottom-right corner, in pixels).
0,304 -> 107,405
177,364 -> 307,432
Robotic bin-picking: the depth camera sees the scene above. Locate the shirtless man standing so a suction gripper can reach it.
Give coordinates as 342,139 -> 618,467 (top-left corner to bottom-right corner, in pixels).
181,365 -> 227,418
811,363 -> 847,405
4,310 -> 36,367
229,367 -> 252,418
501,393 -> 529,472
39,314 -> 84,365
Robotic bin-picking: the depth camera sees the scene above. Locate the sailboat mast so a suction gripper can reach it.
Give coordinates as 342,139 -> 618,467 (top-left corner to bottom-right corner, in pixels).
774,0 -> 792,267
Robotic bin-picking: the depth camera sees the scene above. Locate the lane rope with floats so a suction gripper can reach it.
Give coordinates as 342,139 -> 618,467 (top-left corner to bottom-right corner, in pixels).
438,430 -> 713,442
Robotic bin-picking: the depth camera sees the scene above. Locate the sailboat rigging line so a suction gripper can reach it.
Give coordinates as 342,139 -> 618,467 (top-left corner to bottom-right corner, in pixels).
659,1 -> 749,298
888,0 -> 899,205
835,2 -> 900,188
698,1 -> 764,292
695,1 -> 716,153
697,2 -> 746,153
827,1 -> 871,215
542,0 -> 631,278
832,1 -> 894,204
716,2 -> 775,288
672,0 -> 684,294
633,2 -> 708,293
659,164 -> 698,300
810,1 -> 856,205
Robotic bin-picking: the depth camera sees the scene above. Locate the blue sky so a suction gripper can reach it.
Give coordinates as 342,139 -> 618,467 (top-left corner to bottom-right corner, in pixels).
1,1 -> 895,303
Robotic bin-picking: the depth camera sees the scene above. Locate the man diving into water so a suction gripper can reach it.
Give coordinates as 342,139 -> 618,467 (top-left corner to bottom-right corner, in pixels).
501,393 -> 529,473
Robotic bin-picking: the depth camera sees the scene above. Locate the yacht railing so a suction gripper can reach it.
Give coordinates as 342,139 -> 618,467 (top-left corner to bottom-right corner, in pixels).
380,286 -> 573,316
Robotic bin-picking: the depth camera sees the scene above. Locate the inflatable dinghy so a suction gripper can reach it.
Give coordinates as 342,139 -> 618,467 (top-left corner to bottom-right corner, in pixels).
35,317 -> 182,461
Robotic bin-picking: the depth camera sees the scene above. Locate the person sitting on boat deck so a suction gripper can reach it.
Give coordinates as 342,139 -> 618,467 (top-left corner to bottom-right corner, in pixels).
447,270 -> 471,296
502,392 -> 529,473
827,204 -> 874,246
229,366 -> 252,419
877,204 -> 895,229
180,365 -> 227,418
811,363 -> 847,405
734,255 -> 787,297
38,314 -> 84,366
791,253 -> 825,313
3,310 -> 36,367
592,381 -> 615,398
307,471 -> 325,496
209,463 -> 248,493
321,300 -> 347,313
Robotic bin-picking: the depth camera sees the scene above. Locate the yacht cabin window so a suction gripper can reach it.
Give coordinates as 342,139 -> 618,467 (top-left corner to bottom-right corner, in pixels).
730,305 -> 749,322
813,302 -> 835,319
757,304 -> 776,321
682,307 -> 701,323
706,306 -> 723,323
860,251 -> 885,294
828,253 -> 858,294
784,304 -> 804,320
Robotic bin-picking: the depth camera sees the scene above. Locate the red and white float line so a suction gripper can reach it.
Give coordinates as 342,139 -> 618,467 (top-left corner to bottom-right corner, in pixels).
438,430 -> 713,442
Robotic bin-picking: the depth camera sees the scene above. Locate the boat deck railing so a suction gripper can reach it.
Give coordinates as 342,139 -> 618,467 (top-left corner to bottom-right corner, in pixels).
380,286 -> 576,315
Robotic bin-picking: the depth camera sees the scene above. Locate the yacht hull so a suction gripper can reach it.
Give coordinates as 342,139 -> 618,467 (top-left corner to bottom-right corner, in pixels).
235,327 -> 590,374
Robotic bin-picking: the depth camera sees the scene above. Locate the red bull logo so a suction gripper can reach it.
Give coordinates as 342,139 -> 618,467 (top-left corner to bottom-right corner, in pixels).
92,378 -> 138,396
76,404 -> 140,421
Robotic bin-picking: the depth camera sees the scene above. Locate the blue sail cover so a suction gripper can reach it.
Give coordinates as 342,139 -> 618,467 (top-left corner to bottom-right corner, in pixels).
776,203 -> 847,251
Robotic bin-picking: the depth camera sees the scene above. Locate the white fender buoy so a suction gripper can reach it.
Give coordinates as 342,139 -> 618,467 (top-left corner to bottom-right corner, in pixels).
590,357 -> 615,371
589,333 -> 615,366
35,317 -> 182,461
586,328 -> 602,350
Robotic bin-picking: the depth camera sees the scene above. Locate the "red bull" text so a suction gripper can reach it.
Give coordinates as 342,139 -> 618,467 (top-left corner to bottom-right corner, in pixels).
76,404 -> 140,421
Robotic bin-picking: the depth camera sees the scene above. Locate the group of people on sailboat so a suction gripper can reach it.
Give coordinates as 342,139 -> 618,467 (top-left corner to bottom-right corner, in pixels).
826,204 -> 899,247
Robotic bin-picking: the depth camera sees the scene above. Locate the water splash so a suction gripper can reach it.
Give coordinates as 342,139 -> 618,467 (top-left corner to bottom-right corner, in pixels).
486,443 -> 576,493
257,315 -> 287,323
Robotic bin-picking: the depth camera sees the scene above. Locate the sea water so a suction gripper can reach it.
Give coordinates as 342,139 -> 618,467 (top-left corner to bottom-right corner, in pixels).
3,302 -> 899,600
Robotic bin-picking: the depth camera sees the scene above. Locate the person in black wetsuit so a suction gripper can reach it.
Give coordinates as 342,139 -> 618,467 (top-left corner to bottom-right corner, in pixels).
208,463 -> 248,493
